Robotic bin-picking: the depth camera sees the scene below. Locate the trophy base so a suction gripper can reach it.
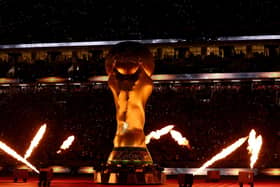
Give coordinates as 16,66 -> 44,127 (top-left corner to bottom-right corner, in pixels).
94,147 -> 165,184
94,164 -> 166,184
107,147 -> 153,166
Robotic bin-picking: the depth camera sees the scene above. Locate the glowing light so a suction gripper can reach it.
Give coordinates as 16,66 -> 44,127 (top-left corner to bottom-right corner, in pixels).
152,74 -> 178,81
170,130 -> 190,148
78,166 -> 94,174
252,79 -> 261,82
190,80 -> 200,83
24,124 -> 46,159
37,77 -> 66,83
50,166 -> 71,173
121,122 -> 128,134
261,72 -> 280,78
17,165 -> 32,171
0,141 -> 39,173
247,129 -> 263,169
231,80 -> 240,82
88,76 -> 108,82
261,168 -> 280,176
0,84 -> 10,87
57,135 -> 75,154
71,83 -> 81,86
194,137 -> 248,175
0,78 -> 18,84
17,165 -> 33,172
19,84 -> 28,87
145,125 -> 174,144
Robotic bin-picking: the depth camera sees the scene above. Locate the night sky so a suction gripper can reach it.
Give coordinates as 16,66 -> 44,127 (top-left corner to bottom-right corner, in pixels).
0,0 -> 280,43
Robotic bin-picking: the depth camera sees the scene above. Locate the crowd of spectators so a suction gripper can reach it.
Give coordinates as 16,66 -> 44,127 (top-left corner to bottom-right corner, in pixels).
155,52 -> 280,74
0,81 -> 279,172
0,52 -> 279,81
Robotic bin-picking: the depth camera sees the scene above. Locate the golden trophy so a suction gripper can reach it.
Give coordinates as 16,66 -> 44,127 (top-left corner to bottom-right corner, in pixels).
105,42 -> 154,166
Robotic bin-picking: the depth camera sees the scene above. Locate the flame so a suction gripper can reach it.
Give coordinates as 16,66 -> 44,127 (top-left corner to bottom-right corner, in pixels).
170,130 -> 191,149
24,124 -> 47,159
0,141 -> 39,173
247,129 -> 263,168
57,135 -> 75,154
145,125 -> 174,144
194,137 -> 248,175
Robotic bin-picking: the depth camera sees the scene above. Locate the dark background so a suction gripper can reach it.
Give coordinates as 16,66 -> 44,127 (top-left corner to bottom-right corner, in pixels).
0,0 -> 280,44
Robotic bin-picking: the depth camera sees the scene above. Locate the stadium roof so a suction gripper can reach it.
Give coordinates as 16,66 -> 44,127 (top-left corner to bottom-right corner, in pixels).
0,39 -> 185,49
1,34 -> 280,49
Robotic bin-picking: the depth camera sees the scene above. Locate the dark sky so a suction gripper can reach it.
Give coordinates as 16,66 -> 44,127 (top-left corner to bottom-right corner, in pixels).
0,0 -> 280,43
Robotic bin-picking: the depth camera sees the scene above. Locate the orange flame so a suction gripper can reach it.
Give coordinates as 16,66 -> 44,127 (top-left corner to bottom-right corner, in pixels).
170,130 -> 191,149
24,124 -> 47,159
57,135 -> 75,154
194,137 -> 248,175
247,129 -> 263,168
0,141 -> 39,173
145,125 -> 174,144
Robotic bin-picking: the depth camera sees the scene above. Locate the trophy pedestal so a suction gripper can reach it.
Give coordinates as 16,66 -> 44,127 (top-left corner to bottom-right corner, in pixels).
95,164 -> 165,184
94,147 -> 165,184
108,147 -> 153,165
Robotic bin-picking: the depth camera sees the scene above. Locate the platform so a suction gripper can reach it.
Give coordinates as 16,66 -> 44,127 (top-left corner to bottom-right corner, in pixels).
0,177 -> 279,187
94,164 -> 165,184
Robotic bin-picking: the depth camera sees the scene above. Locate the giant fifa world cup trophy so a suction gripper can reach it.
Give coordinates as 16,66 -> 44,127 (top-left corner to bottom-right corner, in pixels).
105,42 -> 154,166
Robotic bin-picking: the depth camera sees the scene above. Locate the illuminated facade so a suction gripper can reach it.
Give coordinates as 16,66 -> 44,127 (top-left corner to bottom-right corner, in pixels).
0,37 -> 280,66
